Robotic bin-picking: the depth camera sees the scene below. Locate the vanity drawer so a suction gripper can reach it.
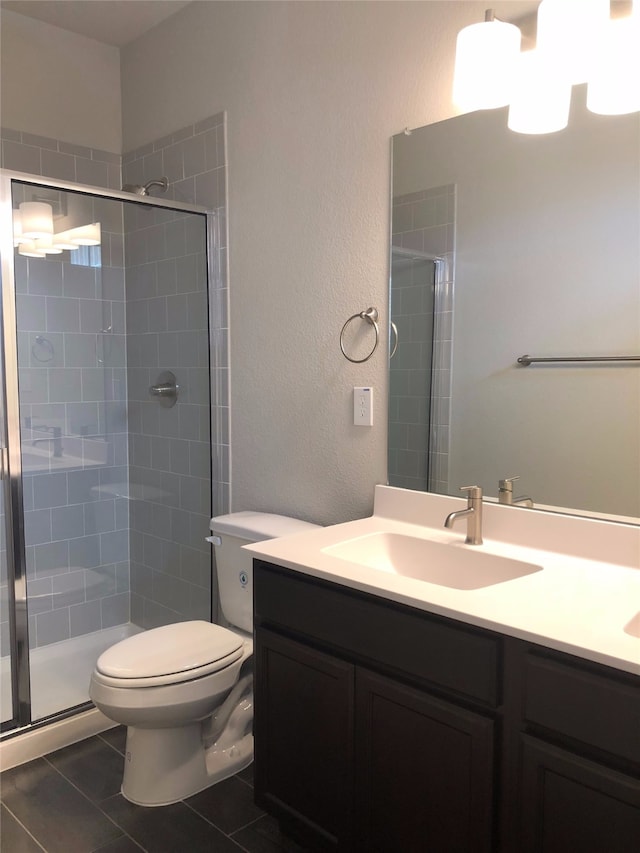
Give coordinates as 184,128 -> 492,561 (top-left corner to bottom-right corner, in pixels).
254,560 -> 501,707
523,652 -> 640,765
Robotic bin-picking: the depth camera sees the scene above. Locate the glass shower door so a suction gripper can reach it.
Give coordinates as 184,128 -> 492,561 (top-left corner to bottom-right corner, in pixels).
11,181 -> 132,721
0,412 -> 11,726
2,171 -> 213,733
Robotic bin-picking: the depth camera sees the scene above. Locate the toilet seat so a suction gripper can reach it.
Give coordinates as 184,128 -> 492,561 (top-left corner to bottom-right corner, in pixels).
94,621 -> 245,688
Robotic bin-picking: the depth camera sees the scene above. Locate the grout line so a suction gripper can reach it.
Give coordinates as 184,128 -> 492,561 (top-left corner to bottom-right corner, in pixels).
1,802 -> 48,852
41,754 -> 146,852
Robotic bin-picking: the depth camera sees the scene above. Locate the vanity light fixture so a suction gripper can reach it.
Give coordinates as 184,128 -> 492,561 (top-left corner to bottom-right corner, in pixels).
507,49 -> 572,134
453,0 -> 640,133
536,0 -> 609,85
17,239 -> 46,258
66,222 -> 101,246
12,201 -> 101,254
452,9 -> 521,111
587,3 -> 640,115
19,201 -> 54,239
51,230 -> 82,251
12,209 -> 22,247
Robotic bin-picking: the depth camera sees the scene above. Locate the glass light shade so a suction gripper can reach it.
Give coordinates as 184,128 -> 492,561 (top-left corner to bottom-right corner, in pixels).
18,239 -> 46,258
508,50 -> 572,134
19,201 -> 54,239
452,18 -> 521,111
67,222 -> 101,246
537,0 -> 610,84
12,209 -> 23,247
35,235 -> 64,255
52,230 -> 81,251
587,13 -> 640,115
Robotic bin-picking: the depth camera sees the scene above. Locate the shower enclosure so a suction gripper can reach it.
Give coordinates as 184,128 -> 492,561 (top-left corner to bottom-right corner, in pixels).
0,171 -> 216,736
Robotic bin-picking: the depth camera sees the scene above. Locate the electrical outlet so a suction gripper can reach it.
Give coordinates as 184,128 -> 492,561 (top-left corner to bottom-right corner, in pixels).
353,387 -> 373,426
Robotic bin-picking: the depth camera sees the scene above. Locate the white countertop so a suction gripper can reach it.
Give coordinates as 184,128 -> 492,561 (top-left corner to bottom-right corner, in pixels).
245,486 -> 640,676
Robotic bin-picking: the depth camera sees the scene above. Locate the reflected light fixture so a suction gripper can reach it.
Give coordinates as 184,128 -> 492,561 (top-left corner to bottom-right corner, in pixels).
66,223 -> 101,246
13,201 -> 101,255
12,209 -> 23,247
51,230 -> 82,251
452,9 -> 521,111
19,201 -> 54,239
17,239 -> 46,258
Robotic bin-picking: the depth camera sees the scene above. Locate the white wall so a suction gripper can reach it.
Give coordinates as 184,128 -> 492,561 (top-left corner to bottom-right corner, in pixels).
121,0 -> 492,525
0,10 -> 122,152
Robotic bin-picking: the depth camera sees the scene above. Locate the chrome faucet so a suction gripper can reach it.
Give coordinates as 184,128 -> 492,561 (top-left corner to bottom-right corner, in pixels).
498,476 -> 533,508
32,426 -> 63,458
444,485 -> 483,545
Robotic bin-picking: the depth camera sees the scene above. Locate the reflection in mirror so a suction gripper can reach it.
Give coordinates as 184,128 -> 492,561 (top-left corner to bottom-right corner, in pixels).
390,86 -> 640,522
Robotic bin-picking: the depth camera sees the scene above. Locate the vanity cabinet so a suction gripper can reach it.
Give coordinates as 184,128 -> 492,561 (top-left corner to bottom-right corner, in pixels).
517,648 -> 640,853
254,560 -> 498,851
253,560 -> 640,853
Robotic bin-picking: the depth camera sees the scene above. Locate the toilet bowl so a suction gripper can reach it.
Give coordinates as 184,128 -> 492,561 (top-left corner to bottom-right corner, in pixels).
90,511 -> 319,807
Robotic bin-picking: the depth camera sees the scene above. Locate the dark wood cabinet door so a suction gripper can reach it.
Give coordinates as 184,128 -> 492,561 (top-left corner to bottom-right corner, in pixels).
254,628 -> 354,851
355,668 -> 495,853
520,736 -> 640,853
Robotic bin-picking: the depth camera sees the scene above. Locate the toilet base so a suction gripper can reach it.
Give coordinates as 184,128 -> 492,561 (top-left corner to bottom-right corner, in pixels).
121,724 -> 253,807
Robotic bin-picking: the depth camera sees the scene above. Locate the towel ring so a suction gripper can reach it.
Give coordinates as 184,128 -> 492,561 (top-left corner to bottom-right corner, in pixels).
389,321 -> 398,359
340,307 -> 379,363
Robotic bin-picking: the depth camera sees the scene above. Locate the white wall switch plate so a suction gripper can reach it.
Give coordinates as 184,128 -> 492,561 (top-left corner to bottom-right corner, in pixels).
353,386 -> 373,426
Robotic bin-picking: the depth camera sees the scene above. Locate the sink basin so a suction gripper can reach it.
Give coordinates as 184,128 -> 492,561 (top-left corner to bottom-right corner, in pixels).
624,612 -> 640,638
323,531 -> 543,590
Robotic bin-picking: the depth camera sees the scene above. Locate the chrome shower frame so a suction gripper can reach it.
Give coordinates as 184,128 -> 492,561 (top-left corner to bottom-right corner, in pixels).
0,169 -> 214,737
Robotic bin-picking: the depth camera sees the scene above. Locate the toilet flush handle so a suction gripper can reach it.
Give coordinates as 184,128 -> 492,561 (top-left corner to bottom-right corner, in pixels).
206,535 -> 222,546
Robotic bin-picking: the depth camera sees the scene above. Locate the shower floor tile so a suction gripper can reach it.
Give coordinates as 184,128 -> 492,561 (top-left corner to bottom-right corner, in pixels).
0,728 -> 310,853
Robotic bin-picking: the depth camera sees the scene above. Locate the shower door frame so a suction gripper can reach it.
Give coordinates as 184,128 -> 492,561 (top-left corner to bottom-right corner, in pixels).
0,169 -> 214,735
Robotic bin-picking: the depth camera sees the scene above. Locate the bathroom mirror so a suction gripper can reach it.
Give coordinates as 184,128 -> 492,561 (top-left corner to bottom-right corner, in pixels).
389,85 -> 640,522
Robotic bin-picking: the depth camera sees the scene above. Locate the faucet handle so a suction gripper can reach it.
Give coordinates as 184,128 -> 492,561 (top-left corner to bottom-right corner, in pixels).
498,476 -> 520,490
459,485 -> 482,500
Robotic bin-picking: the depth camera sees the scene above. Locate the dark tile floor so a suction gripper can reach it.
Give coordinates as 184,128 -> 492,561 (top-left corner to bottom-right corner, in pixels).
0,727 -> 308,853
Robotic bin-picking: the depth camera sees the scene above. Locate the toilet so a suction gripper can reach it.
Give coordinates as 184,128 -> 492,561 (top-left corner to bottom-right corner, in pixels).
89,511 -> 319,807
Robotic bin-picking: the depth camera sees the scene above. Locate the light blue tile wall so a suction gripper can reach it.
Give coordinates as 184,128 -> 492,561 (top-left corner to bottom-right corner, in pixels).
122,112 -> 228,629
10,186 -> 130,649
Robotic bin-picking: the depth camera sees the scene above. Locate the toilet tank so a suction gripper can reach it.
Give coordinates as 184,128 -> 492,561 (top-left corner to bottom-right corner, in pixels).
209,511 -> 320,632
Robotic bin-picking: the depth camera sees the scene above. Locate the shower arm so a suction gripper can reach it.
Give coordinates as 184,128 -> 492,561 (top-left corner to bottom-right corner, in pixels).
122,177 -> 169,196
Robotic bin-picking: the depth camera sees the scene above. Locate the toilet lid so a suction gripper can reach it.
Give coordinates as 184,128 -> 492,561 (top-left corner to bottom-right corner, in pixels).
96,621 -> 244,680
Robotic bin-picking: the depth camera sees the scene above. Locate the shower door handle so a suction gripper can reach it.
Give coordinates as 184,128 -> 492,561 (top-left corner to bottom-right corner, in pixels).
0,446 -> 7,480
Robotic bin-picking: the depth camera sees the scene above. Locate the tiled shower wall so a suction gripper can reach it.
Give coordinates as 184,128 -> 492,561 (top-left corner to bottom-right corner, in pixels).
0,132 -> 125,651
0,112 -> 229,641
122,113 -> 228,628
10,189 -> 130,649
391,184 -> 455,495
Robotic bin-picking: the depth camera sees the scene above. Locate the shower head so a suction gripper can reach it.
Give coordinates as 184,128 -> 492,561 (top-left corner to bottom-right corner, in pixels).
122,177 -> 169,196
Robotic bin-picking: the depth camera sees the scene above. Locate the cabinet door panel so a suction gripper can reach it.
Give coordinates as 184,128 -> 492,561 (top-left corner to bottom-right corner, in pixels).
355,669 -> 494,853
520,736 -> 640,853
524,653 -> 640,764
255,628 -> 354,850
